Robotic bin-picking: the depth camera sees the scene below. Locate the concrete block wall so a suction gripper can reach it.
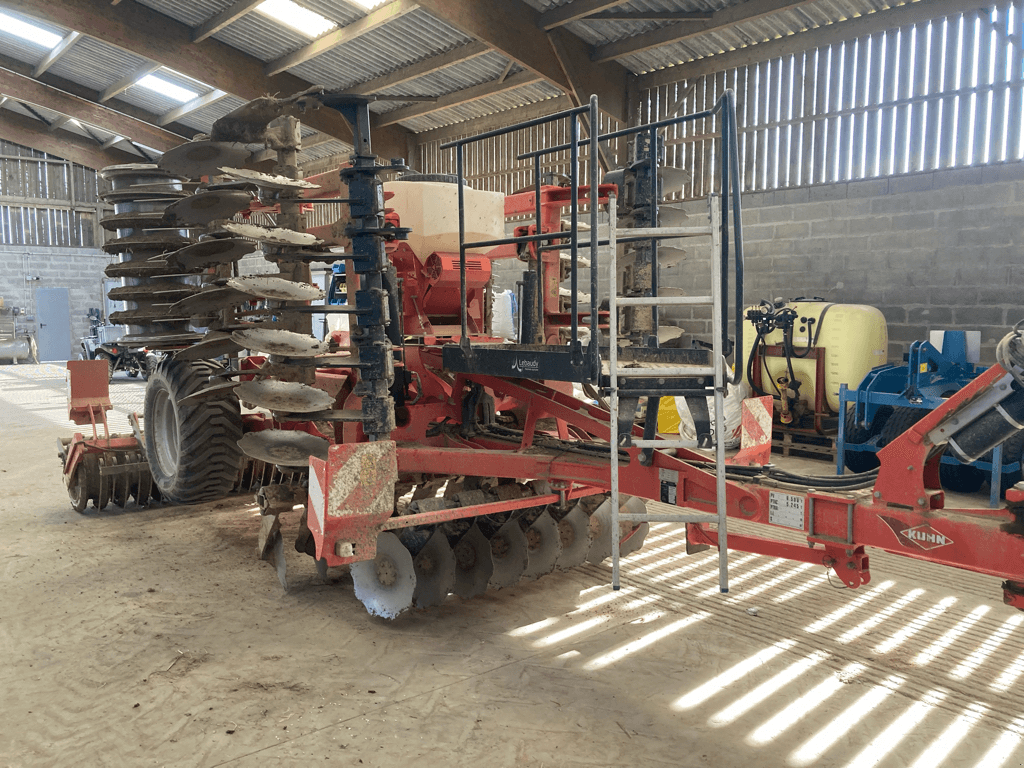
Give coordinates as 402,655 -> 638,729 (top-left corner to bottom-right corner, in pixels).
0,245 -> 109,360
662,162 -> 1024,365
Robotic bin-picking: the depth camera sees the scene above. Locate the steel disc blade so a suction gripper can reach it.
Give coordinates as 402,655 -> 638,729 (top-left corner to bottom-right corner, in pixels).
215,221 -> 322,247
174,332 -> 244,361
487,519 -> 529,590
554,504 -> 593,570
231,327 -> 329,357
170,287 -> 251,318
162,238 -> 255,272
158,140 -> 250,179
451,523 -> 492,599
411,529 -> 456,608
658,207 -> 690,228
619,496 -> 649,556
351,532 -> 416,619
586,498 -> 615,564
521,510 -> 561,580
621,522 -> 650,557
237,429 -> 329,467
218,166 -> 322,191
235,379 -> 335,413
659,166 -> 691,190
163,189 -> 252,226
658,246 -> 687,267
227,275 -> 325,302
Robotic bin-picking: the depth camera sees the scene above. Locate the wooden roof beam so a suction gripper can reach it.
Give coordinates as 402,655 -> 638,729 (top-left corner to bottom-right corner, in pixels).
538,0 -> 631,31
416,0 -> 630,121
265,0 -> 420,76
0,0 -> 416,159
376,70 -> 541,127
0,66 -> 185,152
99,62 -> 161,103
592,0 -> 820,64
0,108 -> 141,168
158,89 -> 229,126
33,30 -> 82,78
348,41 -> 490,95
192,0 -> 264,43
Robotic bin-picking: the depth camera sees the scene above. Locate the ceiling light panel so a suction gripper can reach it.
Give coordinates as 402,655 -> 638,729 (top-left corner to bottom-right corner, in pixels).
256,0 -> 337,38
0,10 -> 63,49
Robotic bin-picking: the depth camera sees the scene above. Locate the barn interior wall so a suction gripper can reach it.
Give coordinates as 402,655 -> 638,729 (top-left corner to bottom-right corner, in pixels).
0,245 -> 109,360
661,162 -> 1024,365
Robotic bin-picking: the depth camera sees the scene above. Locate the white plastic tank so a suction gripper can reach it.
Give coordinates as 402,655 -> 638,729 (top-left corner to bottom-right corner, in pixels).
384,178 -> 504,260
742,300 -> 888,414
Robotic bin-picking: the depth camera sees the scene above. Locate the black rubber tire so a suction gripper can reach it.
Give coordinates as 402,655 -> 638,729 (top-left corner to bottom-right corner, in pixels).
842,405 -> 893,474
843,406 -> 878,473
939,461 -> 986,494
996,430 -> 1024,493
68,467 -> 89,513
143,358 -> 243,504
877,406 -> 927,449
95,352 -> 114,381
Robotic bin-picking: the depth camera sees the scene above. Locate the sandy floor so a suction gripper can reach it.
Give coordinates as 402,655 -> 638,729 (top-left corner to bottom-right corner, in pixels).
2,363 -> 1023,768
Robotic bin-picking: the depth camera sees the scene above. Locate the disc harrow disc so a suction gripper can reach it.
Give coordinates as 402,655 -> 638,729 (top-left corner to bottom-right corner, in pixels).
102,233 -> 191,254
234,379 -> 335,413
237,429 -> 329,467
163,190 -> 253,226
169,287 -> 251,318
231,327 -> 329,358
487,519 -> 529,590
173,332 -> 244,361
553,503 -> 593,570
217,167 -> 322,191
227,275 -> 325,302
158,140 -> 250,179
351,532 -> 416,619
161,238 -> 255,272
110,453 -> 131,508
586,496 -> 648,564
450,523 -> 492,600
521,510 -> 562,580
215,221 -> 322,248
410,529 -> 456,609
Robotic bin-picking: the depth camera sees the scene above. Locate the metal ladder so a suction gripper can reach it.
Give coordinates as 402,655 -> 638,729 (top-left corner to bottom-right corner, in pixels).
607,193 -> 730,593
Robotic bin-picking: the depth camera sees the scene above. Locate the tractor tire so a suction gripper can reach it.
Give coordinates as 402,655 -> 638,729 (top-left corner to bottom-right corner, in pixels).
144,358 -> 243,504
877,406 -> 926,450
95,352 -> 114,381
842,405 -> 892,474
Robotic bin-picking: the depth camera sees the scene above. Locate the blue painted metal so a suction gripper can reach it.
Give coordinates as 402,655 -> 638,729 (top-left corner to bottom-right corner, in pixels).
836,331 -> 1020,505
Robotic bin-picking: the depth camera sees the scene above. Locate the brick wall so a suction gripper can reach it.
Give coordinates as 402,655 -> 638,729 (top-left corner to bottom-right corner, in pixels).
659,162 -> 1024,365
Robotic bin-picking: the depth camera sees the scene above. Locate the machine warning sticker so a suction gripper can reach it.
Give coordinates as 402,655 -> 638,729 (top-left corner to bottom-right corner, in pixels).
659,467 -> 679,505
768,491 -> 805,529
878,515 -> 954,551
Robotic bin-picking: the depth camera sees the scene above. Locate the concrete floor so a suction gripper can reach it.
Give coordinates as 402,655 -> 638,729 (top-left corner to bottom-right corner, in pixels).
2,363 -> 1023,767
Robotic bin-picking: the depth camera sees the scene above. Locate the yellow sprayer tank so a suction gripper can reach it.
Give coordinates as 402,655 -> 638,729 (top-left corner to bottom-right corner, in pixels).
742,300 -> 888,414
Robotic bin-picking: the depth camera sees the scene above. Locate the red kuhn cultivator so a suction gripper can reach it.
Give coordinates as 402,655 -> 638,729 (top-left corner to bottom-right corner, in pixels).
60,90 -> 1024,618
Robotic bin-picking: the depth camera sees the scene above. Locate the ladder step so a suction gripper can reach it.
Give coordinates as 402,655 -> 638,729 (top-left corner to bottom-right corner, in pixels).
629,439 -> 693,448
611,366 -> 716,377
615,295 -> 713,307
620,226 -> 712,239
617,513 -> 718,524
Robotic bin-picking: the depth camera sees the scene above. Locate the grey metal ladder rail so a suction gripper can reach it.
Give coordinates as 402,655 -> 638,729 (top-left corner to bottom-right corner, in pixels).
607,193 -> 730,594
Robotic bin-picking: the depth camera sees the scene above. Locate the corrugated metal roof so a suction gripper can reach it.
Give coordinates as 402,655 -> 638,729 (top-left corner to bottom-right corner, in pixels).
47,36 -> 149,93
519,0 -> 909,75
397,80 -> 564,133
289,9 -> 474,89
134,0 -> 239,30
210,10 -> 319,63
